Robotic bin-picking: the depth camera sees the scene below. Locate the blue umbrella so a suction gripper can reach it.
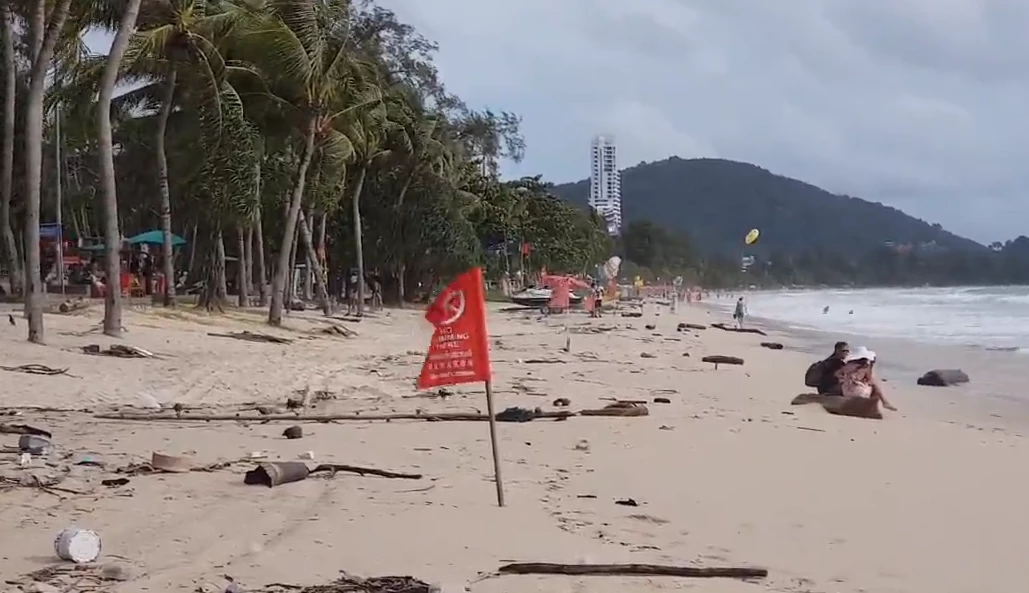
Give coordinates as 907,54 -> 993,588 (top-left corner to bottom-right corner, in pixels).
126,230 -> 187,247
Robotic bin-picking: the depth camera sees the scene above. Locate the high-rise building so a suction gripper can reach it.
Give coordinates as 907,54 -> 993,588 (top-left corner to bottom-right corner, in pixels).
589,135 -> 622,235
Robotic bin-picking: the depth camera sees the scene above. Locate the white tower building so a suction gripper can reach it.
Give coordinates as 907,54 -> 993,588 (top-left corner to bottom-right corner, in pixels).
589,135 -> 622,235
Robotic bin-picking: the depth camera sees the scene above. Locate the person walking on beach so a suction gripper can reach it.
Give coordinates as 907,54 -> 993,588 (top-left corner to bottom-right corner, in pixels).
733,296 -> 747,329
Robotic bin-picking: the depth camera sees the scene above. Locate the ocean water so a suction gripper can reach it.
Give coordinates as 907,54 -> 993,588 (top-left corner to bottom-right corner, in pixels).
716,286 -> 1029,353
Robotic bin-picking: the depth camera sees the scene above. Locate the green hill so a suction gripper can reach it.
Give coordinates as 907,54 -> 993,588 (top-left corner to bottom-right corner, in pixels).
551,157 -> 985,255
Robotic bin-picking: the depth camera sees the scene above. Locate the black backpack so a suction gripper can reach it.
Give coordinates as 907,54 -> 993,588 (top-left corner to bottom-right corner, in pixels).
804,360 -> 825,388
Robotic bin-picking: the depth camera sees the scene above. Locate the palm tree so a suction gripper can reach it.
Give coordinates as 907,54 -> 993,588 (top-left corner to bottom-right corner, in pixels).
231,0 -> 382,326
23,0 -> 73,342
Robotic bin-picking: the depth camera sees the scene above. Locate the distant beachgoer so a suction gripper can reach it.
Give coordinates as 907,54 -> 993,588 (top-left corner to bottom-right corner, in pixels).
733,297 -> 746,329
346,269 -> 360,314
836,347 -> 896,412
823,306 -> 830,314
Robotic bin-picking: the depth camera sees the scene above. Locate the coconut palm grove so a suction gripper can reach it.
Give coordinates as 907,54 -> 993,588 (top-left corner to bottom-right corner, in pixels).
0,0 -> 614,343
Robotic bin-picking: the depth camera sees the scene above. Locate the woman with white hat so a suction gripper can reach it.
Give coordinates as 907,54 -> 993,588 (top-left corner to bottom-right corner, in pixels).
837,347 -> 897,412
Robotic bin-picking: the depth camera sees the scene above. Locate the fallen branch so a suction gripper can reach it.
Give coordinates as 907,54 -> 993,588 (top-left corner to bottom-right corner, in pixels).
0,423 -> 52,438
0,364 -> 68,376
208,331 -> 293,344
311,463 -> 422,479
94,410 -> 577,423
496,562 -> 768,579
710,323 -> 767,336
316,325 -> 358,338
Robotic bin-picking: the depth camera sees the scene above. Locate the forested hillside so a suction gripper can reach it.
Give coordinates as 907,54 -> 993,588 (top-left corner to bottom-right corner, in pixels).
552,157 -> 985,255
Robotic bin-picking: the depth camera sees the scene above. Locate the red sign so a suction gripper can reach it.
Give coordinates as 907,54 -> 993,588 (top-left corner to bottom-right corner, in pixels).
417,267 -> 492,389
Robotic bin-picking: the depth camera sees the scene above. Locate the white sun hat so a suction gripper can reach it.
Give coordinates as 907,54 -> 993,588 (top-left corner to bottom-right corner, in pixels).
846,346 -> 876,362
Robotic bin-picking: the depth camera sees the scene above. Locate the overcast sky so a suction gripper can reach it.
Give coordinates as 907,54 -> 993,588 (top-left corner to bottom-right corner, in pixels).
88,1 -> 1029,243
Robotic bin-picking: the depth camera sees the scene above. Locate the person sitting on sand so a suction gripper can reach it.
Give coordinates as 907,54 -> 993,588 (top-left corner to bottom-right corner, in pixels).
814,341 -> 850,395
836,347 -> 897,412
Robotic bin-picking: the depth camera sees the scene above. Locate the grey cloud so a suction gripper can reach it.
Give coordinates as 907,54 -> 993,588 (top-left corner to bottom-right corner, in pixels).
314,1 -> 1029,242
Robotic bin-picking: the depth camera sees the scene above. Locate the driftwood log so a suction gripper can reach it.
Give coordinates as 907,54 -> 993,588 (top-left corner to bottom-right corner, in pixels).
701,355 -> 744,369
0,424 -> 52,438
57,299 -> 90,314
822,395 -> 882,420
81,344 -> 154,358
579,402 -> 649,417
94,410 -> 577,423
0,364 -> 68,376
208,331 -> 293,344
711,323 -> 767,336
760,342 -> 784,350
916,369 -> 970,387
311,464 -> 422,480
497,562 -> 767,579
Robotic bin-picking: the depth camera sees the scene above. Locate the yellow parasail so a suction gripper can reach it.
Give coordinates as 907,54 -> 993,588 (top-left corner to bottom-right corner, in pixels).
745,228 -> 760,245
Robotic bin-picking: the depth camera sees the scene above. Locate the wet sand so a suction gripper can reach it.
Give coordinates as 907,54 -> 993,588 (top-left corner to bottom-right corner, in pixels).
0,299 -> 1026,592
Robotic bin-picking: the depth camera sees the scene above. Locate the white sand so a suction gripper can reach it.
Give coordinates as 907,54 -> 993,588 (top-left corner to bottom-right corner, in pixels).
0,300 -> 1027,592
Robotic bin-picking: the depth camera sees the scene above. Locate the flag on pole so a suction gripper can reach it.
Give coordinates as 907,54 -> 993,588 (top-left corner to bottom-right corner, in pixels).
417,267 -> 491,389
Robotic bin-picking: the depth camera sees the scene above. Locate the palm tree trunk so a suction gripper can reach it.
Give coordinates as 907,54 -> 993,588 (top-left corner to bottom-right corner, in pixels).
97,0 -> 143,337
284,211 -> 299,312
268,120 -> 316,326
236,224 -> 248,307
155,70 -> 177,307
22,0 -> 72,342
393,167 -> 417,304
352,162 -> 368,316
297,210 -> 330,315
254,203 -> 268,306
0,5 -> 22,297
302,207 -> 313,300
244,224 -> 253,293
216,230 -> 228,301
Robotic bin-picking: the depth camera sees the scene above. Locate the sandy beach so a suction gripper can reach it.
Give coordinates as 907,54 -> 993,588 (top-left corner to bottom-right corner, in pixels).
1,299 -> 1027,593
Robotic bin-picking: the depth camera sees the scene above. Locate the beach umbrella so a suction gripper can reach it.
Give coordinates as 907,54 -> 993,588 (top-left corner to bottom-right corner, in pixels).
126,230 -> 187,247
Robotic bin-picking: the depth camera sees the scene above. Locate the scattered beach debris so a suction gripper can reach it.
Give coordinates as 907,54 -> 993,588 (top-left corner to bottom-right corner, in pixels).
644,324 -> 656,330
256,574 -> 433,593
151,452 -> 194,473
523,358 -> 566,364
710,323 -> 767,336
54,527 -> 102,564
760,342 -> 784,350
552,397 -> 571,407
574,439 -> 590,451
495,406 -> 542,422
917,369 -> 970,386
244,461 -> 423,488
685,323 -> 706,330
653,397 -> 671,404
93,410 -> 578,423
244,461 -> 310,487
317,324 -> 358,338
640,352 -> 656,359
620,312 -> 642,318
283,426 -> 303,439
81,344 -> 155,358
0,363 -> 69,376
19,434 -> 51,454
207,330 -> 293,344
494,562 -> 768,580
614,498 -> 639,506
101,477 -> 130,487
580,402 -> 649,417
701,355 -> 745,369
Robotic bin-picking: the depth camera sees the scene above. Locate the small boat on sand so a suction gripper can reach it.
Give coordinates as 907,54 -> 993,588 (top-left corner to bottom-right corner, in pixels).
510,287 -> 584,308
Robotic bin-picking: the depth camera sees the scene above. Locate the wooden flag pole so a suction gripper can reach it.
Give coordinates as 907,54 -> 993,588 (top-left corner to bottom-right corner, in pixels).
483,379 -> 505,507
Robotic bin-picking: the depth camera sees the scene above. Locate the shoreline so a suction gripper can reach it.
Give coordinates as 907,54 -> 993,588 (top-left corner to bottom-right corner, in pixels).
701,299 -> 1029,430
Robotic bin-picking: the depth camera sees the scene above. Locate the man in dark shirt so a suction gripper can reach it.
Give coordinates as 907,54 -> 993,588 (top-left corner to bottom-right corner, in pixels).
817,341 -> 850,395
